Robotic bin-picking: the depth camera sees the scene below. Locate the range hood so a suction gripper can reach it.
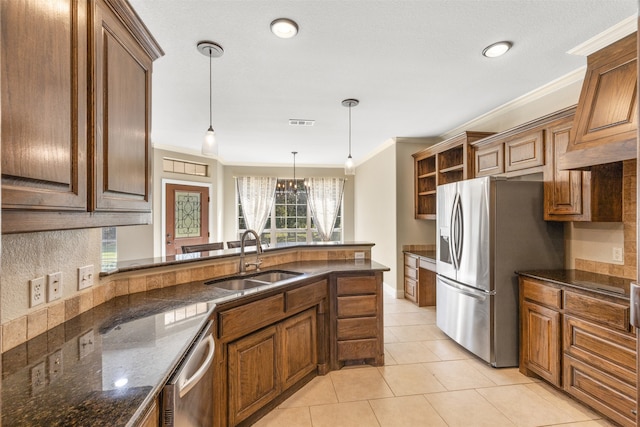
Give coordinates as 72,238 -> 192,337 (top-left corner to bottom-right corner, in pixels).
559,32 -> 637,170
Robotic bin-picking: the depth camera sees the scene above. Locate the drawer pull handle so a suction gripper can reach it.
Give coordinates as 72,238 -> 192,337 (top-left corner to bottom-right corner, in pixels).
632,409 -> 637,416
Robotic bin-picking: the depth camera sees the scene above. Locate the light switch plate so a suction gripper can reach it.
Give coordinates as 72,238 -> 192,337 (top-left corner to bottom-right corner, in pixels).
77,265 -> 94,290
48,349 -> 63,383
78,330 -> 94,359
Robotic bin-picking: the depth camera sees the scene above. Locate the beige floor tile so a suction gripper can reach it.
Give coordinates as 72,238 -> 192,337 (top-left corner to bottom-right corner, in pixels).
369,395 -> 448,427
279,375 -> 337,409
423,339 -> 474,361
384,311 -> 436,326
378,364 -> 446,395
467,359 -> 536,385
386,324 -> 445,342
477,384 -> 596,427
426,389 -> 516,427
383,349 -> 398,366
385,341 -> 441,364
330,366 -> 394,402
383,301 -> 422,314
524,382 -> 600,419
545,420 -> 616,427
383,327 -> 399,343
423,360 -> 496,390
252,407 -> 312,427
309,401 -> 381,427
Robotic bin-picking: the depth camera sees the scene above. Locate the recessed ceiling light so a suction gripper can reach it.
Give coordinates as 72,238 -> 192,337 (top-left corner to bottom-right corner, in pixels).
482,41 -> 512,58
271,18 -> 298,39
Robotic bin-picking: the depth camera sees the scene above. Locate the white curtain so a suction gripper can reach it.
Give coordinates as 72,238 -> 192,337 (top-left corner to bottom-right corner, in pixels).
306,177 -> 345,241
236,177 -> 277,235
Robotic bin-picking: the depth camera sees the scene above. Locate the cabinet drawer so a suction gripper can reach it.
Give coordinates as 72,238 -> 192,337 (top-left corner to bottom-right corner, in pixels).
564,315 -> 636,381
475,144 -> 504,177
404,255 -> 418,268
419,258 -> 436,272
219,294 -> 285,339
564,355 -> 636,427
336,276 -> 377,295
404,278 -> 416,299
521,278 -> 562,309
404,266 -> 418,280
505,130 -> 544,172
337,338 -> 379,361
337,317 -> 378,340
564,291 -> 630,332
337,295 -> 377,318
286,280 -> 327,313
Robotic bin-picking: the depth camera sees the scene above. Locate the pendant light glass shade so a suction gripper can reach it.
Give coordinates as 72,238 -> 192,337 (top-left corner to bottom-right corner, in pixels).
202,126 -> 217,155
197,41 -> 224,157
342,98 -> 359,176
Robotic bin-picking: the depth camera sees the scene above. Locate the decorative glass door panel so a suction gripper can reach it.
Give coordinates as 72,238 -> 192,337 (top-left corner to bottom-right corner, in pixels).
166,184 -> 209,255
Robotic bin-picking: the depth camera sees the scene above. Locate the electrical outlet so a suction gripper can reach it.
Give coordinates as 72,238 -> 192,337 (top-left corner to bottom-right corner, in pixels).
77,265 -> 94,290
48,272 -> 63,302
30,277 -> 45,308
354,251 -> 365,260
31,362 -> 46,395
613,247 -> 623,262
78,330 -> 95,359
48,350 -> 63,383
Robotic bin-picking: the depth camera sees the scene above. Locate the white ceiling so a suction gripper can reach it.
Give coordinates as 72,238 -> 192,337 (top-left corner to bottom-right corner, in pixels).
129,0 -> 637,168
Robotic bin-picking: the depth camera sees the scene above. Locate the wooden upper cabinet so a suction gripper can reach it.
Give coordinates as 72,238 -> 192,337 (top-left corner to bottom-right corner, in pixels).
92,0 -> 154,212
1,0 -> 88,212
560,32 -> 637,170
1,0 -> 163,233
544,114 -> 622,222
412,131 -> 493,219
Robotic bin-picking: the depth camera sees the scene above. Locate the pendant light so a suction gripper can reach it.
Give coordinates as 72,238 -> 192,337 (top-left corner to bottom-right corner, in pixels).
342,98 -> 359,175
277,151 -> 302,194
197,41 -> 224,156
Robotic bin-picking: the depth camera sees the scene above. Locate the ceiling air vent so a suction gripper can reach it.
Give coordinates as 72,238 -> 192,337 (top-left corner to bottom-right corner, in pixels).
289,119 -> 315,126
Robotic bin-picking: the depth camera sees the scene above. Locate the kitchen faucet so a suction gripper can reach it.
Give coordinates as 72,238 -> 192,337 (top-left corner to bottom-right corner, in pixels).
239,229 -> 263,273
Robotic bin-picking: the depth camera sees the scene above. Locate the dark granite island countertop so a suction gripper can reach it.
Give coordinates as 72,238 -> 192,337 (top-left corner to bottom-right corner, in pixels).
1,260 -> 388,427
518,269 -> 632,299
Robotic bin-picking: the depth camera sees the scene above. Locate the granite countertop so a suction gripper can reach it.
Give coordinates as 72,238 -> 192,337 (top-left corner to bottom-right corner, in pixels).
403,249 -> 436,262
518,269 -> 632,299
101,241 -> 375,275
2,260 -> 389,427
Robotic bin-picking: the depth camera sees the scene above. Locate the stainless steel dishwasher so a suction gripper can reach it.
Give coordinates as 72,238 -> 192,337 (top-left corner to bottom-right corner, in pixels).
162,318 -> 215,427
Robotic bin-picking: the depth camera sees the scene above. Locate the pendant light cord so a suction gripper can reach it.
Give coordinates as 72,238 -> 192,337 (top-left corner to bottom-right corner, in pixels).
348,104 -> 352,156
209,48 -> 213,128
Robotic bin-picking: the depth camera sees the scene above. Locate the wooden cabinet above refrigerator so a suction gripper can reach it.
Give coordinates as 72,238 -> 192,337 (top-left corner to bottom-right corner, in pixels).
560,32 -> 637,170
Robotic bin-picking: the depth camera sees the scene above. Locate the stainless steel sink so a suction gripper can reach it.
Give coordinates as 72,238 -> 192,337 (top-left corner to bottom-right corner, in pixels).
205,270 -> 302,291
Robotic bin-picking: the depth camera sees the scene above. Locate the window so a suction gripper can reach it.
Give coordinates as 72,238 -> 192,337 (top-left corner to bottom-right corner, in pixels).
101,227 -> 118,271
237,178 -> 343,244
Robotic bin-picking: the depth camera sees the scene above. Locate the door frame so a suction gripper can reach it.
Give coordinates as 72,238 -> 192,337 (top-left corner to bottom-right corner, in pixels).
161,178 -> 213,257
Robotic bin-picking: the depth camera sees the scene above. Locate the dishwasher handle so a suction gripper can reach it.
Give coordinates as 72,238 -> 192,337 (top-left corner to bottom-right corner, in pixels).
630,282 -> 640,328
178,323 -> 215,398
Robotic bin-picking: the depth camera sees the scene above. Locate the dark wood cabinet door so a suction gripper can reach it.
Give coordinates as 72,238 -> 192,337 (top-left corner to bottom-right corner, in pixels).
92,0 -> 152,212
1,0 -> 88,213
522,301 -> 561,387
228,326 -> 280,426
280,308 -> 317,390
544,119 -> 587,220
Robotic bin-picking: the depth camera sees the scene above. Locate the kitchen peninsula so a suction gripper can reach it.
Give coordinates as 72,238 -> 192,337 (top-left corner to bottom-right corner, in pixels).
1,243 -> 389,427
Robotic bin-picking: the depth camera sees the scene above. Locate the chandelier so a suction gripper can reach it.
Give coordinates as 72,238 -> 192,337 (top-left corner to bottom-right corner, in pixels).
276,151 -> 304,194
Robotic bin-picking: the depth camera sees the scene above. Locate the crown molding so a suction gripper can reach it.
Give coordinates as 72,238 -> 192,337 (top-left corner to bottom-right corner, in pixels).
567,14 -> 637,56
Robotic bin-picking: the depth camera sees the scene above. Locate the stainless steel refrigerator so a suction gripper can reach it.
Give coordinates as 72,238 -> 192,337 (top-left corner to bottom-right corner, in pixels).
436,176 -> 564,367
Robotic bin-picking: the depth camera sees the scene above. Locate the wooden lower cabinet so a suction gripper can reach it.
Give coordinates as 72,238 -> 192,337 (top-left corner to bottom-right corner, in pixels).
519,275 -> 637,427
227,308 -> 318,426
228,325 -> 280,426
138,399 -> 159,427
521,300 -> 561,386
403,253 -> 436,307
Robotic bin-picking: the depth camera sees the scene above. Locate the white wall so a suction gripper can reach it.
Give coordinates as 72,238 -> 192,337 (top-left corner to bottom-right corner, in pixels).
354,143 -> 397,288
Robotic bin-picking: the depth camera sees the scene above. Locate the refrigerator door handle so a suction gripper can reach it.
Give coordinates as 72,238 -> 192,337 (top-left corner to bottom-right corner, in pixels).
439,275 -> 496,298
454,194 -> 464,269
449,193 -> 460,270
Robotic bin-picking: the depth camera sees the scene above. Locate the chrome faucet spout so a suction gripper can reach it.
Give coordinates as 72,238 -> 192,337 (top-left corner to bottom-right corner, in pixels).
239,229 -> 263,273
